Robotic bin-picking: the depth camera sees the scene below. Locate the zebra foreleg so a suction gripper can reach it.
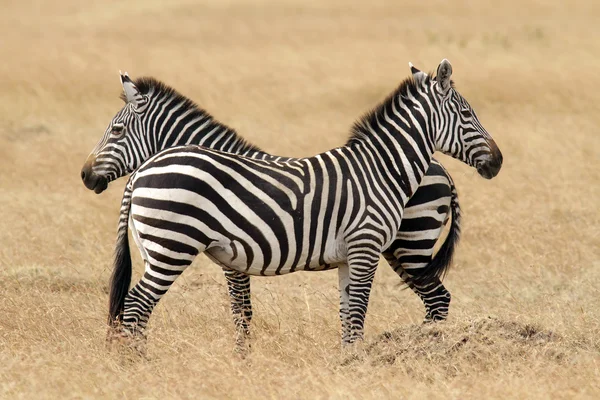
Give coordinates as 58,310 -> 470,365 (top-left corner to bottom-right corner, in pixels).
223,269 -> 252,353
337,263 -> 351,343
345,247 -> 380,345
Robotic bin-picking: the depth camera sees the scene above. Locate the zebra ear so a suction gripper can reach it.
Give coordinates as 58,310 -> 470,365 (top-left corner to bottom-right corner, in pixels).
436,59 -> 453,94
119,71 -> 146,109
409,62 -> 428,84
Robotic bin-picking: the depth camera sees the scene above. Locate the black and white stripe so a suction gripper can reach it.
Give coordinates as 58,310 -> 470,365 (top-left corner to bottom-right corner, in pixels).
97,59 -> 502,345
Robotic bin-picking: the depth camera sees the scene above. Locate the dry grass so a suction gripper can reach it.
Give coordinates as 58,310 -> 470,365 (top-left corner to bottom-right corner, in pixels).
1,0 -> 599,398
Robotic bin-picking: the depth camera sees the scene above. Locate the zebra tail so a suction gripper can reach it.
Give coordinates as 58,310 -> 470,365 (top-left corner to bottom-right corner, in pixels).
108,181 -> 133,326
413,179 -> 462,286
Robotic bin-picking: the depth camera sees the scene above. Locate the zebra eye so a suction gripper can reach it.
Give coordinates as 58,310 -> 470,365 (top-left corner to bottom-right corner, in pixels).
111,123 -> 125,136
460,109 -> 472,118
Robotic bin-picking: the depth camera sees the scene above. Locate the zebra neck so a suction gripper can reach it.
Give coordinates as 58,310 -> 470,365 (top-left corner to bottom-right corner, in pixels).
348,135 -> 433,209
348,95 -> 436,206
148,95 -> 264,159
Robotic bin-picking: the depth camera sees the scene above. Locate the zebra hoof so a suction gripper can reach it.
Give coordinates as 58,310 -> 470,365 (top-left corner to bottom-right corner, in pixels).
423,315 -> 447,324
106,324 -> 147,358
339,340 -> 367,366
233,343 -> 250,359
233,331 -> 252,359
340,336 -> 366,357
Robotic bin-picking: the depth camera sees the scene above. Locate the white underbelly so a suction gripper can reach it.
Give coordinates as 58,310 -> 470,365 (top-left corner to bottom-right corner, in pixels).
205,236 -> 347,276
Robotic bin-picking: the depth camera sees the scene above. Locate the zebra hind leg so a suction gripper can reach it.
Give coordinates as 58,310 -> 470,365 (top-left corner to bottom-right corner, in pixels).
223,269 -> 252,354
108,257 -> 194,355
385,158 -> 459,323
413,277 -> 451,322
383,251 -> 451,323
106,284 -> 152,357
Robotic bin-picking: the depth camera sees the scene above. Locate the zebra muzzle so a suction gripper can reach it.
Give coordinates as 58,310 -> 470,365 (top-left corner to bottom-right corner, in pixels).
476,155 -> 503,179
81,159 -> 109,194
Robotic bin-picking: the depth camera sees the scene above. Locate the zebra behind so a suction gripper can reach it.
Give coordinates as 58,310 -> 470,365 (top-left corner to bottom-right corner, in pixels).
103,59 -> 502,345
81,71 -> 462,333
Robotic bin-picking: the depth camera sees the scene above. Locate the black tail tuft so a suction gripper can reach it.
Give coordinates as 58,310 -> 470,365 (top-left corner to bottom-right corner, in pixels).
108,185 -> 133,326
411,183 -> 461,287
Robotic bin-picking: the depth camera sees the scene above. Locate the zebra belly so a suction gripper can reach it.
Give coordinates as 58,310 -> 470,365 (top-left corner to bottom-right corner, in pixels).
130,191 -> 348,276
205,237 -> 347,276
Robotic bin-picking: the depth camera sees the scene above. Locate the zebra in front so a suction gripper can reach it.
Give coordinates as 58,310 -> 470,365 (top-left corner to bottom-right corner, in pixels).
101,59 -> 502,346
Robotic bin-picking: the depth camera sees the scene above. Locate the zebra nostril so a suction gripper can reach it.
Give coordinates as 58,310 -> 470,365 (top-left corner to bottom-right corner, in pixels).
81,170 -> 86,181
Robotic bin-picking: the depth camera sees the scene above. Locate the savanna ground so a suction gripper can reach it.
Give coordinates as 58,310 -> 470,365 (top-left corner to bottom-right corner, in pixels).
1,0 -> 599,398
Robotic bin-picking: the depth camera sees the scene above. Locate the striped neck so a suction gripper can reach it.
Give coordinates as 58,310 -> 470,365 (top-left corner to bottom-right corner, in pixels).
346,81 -> 437,206
134,79 -> 265,159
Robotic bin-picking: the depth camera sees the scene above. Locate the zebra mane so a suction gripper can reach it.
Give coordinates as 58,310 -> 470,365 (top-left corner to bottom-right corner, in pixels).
119,76 -> 263,154
348,72 -> 452,145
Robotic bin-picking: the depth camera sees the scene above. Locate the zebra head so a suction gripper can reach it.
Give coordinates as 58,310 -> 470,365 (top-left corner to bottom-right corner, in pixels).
411,60 -> 503,179
81,72 -> 150,193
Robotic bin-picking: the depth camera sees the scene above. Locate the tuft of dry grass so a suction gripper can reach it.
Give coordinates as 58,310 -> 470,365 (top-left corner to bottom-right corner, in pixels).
364,317 -> 596,372
1,0 -> 599,398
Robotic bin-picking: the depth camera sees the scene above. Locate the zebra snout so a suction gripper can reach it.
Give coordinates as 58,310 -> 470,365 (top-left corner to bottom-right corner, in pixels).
476,155 -> 502,179
81,163 -> 92,185
80,162 -> 95,188
81,158 -> 109,194
494,149 -> 504,168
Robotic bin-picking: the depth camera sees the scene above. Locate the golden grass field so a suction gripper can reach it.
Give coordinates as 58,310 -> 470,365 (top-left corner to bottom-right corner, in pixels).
1,0 -> 599,398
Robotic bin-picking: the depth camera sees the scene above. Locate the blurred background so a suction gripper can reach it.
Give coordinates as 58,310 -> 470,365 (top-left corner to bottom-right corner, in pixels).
1,1 -> 599,398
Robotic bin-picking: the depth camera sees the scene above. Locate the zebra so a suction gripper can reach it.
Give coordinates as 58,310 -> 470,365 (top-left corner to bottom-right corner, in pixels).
94,59 -> 502,346
81,70 -> 460,342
